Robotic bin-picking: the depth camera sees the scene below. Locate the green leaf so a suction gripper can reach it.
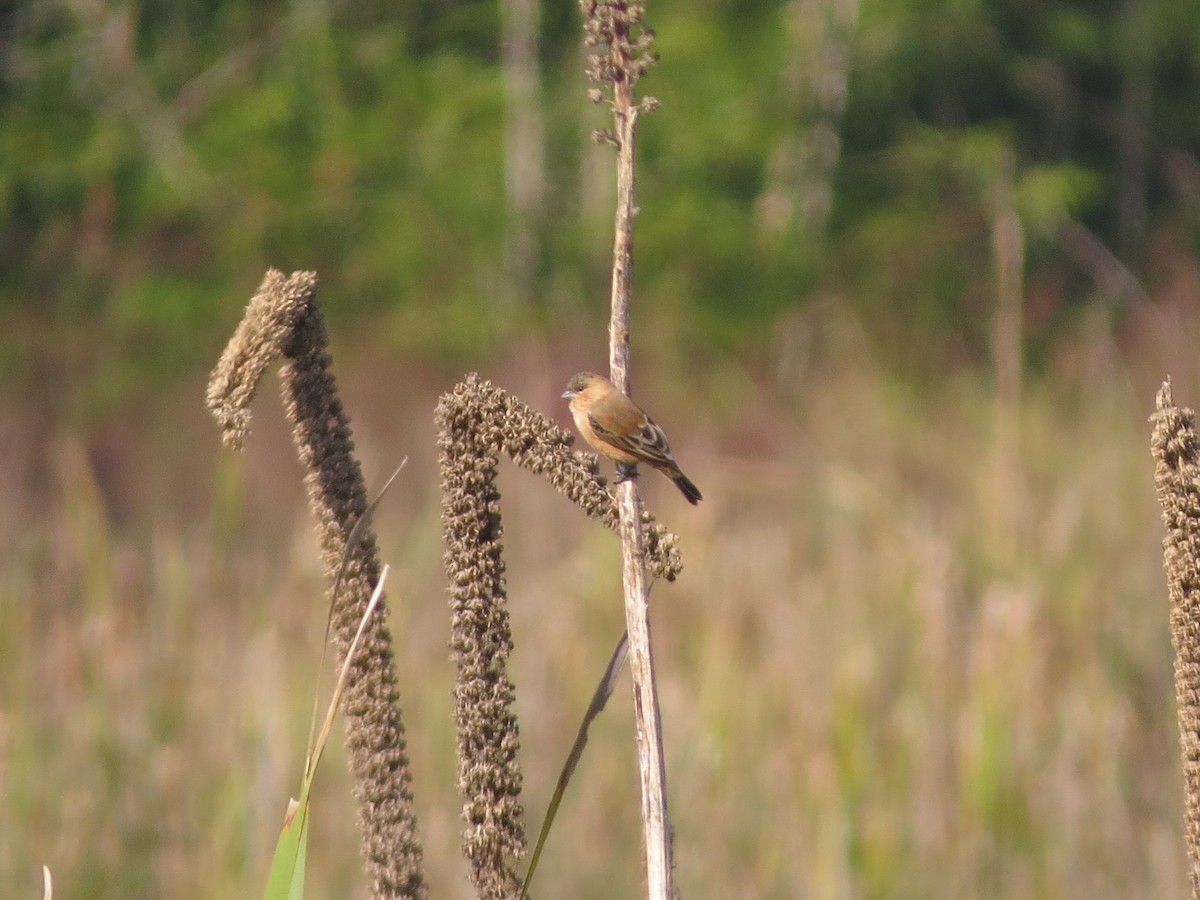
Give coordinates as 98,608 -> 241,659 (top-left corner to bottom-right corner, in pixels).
262,793 -> 310,900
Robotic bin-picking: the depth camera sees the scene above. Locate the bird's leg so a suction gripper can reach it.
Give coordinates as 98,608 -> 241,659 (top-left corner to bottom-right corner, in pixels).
614,462 -> 639,484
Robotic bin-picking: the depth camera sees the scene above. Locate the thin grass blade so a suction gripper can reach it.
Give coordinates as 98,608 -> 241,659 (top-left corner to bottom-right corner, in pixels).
520,630 -> 629,899
262,567 -> 389,899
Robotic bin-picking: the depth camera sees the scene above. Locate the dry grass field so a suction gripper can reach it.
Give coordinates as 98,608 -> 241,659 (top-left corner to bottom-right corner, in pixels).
3,298 -> 1199,898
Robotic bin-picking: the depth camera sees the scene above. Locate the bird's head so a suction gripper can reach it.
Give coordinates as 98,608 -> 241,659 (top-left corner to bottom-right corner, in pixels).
562,372 -> 603,400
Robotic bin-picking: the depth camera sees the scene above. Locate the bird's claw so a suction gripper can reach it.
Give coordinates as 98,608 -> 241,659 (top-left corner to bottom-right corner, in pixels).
614,462 -> 639,484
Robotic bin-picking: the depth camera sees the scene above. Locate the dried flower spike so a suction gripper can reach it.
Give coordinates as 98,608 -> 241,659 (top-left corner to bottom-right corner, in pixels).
207,269 -> 427,899
581,0 -> 659,108
1151,378 -> 1200,895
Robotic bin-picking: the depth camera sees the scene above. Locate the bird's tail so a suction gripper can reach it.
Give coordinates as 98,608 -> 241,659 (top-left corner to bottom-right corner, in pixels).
670,470 -> 703,505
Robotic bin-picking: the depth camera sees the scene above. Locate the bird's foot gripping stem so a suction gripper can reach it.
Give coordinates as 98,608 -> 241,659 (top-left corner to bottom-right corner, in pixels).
614,462 -> 639,485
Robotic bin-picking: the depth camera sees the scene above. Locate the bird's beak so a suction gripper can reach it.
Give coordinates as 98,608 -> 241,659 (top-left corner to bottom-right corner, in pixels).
561,389 -> 575,399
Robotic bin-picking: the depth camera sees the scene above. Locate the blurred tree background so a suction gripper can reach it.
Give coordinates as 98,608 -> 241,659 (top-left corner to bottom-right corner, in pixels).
3,0 -> 1197,408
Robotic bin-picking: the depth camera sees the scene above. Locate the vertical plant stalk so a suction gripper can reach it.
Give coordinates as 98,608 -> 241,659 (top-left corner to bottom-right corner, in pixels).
206,269 -> 427,900
583,3 -> 674,897
1151,379 -> 1200,895
435,374 -> 683,897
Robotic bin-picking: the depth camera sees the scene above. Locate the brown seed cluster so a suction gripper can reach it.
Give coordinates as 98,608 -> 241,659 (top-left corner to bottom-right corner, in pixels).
1151,379 -> 1200,895
582,0 -> 660,143
207,270 -> 427,899
435,373 -> 684,897
582,0 -> 659,91
436,378 -> 525,899
206,269 -> 319,451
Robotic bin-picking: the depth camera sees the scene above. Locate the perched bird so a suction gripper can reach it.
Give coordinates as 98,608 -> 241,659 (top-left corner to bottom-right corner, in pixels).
561,372 -> 702,505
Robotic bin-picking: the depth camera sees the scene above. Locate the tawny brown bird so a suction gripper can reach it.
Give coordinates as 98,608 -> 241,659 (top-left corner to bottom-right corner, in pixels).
561,372 -> 702,505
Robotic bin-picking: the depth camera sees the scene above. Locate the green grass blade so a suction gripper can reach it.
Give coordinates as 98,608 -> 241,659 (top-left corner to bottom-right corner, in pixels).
263,793 -> 310,900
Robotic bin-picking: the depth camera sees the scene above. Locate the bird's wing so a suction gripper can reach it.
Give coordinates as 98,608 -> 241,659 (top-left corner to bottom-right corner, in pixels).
587,408 -> 677,470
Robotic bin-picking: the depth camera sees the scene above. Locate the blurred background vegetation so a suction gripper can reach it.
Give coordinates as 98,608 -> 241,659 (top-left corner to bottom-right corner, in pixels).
2,0 -> 1200,896
4,0 -> 1198,401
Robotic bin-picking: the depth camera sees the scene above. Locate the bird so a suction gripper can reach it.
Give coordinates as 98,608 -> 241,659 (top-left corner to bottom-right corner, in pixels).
561,372 -> 702,505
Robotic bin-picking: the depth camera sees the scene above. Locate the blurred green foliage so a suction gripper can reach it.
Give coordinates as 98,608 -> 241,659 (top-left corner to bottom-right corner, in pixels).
1,0 -> 1198,409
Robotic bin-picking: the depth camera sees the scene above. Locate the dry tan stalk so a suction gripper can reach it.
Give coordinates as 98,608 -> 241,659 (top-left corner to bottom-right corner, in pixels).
583,2 -> 676,897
